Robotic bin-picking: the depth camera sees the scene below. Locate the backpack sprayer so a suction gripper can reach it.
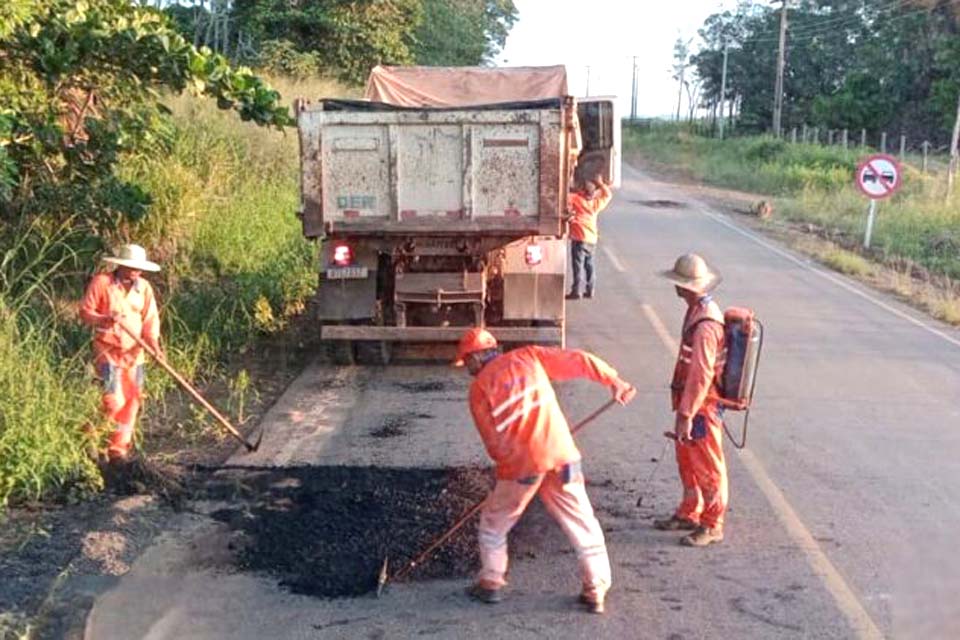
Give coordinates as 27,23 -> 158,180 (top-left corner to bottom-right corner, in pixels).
712,307 -> 764,449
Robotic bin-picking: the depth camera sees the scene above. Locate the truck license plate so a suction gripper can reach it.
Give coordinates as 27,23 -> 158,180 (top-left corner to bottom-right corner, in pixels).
326,266 -> 368,280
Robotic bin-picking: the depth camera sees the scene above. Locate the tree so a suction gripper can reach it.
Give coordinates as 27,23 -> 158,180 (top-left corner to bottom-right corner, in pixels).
232,0 -> 423,84
672,36 -> 692,121
412,0 -> 518,66
0,0 -> 291,230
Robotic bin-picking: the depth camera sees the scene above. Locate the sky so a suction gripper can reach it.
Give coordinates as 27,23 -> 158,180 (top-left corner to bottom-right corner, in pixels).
494,0 -> 741,118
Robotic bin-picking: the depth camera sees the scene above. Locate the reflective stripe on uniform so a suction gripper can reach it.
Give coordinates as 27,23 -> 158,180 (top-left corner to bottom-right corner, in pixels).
492,384 -> 541,417
494,400 -> 544,433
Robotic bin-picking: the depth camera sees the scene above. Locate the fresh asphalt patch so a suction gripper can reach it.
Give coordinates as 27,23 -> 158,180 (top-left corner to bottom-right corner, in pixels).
204,465 -> 535,599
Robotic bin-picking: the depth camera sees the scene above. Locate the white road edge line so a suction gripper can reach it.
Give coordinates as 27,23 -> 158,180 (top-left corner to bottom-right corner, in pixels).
641,303 -> 677,352
639,302 -> 884,640
738,449 -> 885,640
699,207 -> 960,351
602,244 -> 627,273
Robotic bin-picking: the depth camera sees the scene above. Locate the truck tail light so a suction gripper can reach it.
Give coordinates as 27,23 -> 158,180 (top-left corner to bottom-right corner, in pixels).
525,244 -> 543,266
333,244 -> 353,266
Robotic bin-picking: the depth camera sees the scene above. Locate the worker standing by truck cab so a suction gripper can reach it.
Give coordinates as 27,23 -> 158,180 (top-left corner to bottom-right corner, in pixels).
654,253 -> 729,547
566,177 -> 613,300
454,328 -> 635,614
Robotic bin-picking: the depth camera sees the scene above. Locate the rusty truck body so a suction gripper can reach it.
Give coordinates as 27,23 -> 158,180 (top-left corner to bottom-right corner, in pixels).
295,66 -> 618,363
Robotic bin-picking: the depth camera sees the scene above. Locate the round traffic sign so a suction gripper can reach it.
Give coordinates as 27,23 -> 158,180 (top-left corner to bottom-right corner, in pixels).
855,153 -> 902,200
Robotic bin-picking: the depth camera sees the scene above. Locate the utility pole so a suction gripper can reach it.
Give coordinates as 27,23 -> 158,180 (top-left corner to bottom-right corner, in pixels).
631,56 -> 638,121
772,0 -> 788,137
718,43 -> 729,139
676,70 -> 685,122
585,65 -> 591,97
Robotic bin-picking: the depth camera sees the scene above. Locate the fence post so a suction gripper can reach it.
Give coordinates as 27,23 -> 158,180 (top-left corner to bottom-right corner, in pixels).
861,129 -> 867,147
802,124 -> 808,143
842,129 -> 849,150
922,141 -> 930,173
881,131 -> 887,153
900,135 -> 906,161
791,127 -> 797,143
813,127 -> 819,144
827,130 -> 835,145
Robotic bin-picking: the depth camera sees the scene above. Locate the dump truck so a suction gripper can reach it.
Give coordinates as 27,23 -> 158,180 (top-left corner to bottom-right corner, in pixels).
296,65 -> 619,363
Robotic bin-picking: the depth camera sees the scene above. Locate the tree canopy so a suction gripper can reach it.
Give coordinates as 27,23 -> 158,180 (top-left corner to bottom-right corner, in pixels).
164,0 -> 519,84
691,0 -> 960,142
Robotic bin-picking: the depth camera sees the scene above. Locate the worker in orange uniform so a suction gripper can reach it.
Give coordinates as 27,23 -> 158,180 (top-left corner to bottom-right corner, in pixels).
566,176 -> 613,300
654,253 -> 728,547
79,244 -> 162,462
454,328 -> 635,613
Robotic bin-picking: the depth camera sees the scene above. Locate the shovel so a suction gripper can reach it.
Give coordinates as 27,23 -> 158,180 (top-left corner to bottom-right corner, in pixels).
377,395 -> 629,596
117,321 -> 263,453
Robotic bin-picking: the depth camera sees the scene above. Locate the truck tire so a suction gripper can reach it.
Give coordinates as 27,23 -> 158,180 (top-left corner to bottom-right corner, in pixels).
355,340 -> 392,366
324,340 -> 356,366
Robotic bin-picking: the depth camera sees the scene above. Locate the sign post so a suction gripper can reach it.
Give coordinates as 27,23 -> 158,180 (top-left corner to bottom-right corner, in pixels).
855,153 -> 902,248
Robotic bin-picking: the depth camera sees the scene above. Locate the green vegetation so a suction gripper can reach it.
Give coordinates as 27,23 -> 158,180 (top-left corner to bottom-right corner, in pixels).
177,0 -> 518,84
691,2 -> 960,142
625,124 -> 960,283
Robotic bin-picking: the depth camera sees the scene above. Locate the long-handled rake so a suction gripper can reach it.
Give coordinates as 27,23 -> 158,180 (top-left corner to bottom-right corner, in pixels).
118,321 -> 263,453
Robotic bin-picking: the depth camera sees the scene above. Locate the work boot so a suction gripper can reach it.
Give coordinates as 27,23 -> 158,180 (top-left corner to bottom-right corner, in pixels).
680,526 -> 724,547
584,288 -> 594,299
653,515 -> 698,531
565,290 -> 581,300
466,581 -> 503,604
578,590 -> 606,615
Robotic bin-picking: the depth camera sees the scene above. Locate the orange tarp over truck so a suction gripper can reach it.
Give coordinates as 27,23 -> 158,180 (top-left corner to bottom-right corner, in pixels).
365,65 -> 570,107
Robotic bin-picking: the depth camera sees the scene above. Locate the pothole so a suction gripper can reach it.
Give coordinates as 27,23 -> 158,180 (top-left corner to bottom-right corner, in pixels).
206,465 -> 501,598
635,199 -> 686,209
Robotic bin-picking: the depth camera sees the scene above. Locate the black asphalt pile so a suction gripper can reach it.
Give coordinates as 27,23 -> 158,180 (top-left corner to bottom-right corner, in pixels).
99,455 -> 190,508
207,465 -> 495,598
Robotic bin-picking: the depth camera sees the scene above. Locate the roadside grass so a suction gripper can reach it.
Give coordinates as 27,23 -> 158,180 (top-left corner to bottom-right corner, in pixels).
625,123 -> 960,309
0,75 -> 348,508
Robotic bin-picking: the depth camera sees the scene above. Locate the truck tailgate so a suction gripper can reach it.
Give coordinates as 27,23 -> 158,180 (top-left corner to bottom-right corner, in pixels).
298,105 -> 570,238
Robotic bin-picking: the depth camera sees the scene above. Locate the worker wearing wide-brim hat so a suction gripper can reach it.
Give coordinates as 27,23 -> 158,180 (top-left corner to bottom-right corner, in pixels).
654,253 -> 729,547
454,327 -> 635,614
79,244 -> 162,462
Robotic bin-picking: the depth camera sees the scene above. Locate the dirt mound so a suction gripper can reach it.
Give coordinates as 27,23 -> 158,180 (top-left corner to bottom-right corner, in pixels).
207,465 -> 496,598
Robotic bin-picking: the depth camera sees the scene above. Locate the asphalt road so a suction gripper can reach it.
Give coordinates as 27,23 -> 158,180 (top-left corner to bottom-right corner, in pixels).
85,165 -> 960,639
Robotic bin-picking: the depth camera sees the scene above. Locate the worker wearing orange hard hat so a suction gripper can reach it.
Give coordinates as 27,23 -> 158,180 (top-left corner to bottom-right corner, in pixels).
79,244 -> 163,462
654,253 -> 728,547
454,327 -> 635,614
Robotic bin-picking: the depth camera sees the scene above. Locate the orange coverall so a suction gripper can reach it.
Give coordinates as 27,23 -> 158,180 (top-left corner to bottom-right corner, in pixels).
567,183 -> 613,245
670,296 -> 729,530
79,273 -> 160,458
468,346 -> 620,596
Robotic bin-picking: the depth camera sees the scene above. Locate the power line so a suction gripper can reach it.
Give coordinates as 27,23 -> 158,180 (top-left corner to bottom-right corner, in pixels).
742,0 -> 956,45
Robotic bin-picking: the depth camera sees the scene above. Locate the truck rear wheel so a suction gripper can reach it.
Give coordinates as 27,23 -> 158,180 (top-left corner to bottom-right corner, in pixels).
324,340 -> 356,366
355,340 -> 392,366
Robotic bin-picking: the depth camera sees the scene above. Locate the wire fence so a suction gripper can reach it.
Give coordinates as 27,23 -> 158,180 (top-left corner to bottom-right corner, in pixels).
626,117 -> 954,176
